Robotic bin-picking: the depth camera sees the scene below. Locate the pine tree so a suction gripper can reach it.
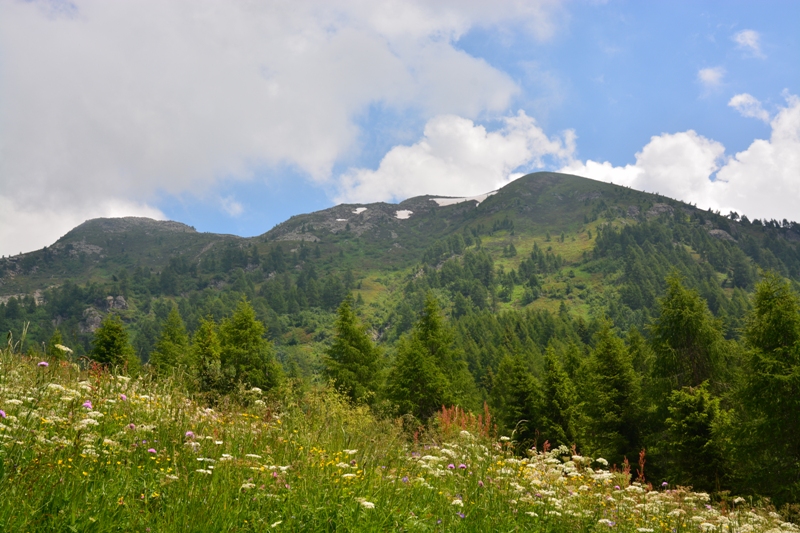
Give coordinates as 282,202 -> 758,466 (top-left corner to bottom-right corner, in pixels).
149,306 -> 190,374
219,298 -> 283,391
91,314 -> 138,371
192,316 -> 222,393
324,295 -> 381,403
583,323 -> 642,466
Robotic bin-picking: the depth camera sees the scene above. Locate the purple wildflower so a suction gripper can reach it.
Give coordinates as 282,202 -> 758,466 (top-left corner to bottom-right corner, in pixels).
662,481 -> 668,487
447,463 -> 455,469
478,480 -> 484,488
82,400 -> 92,409
185,431 -> 195,439
38,361 -> 49,367
458,463 -> 467,469
147,448 -> 157,454
0,410 -> 6,418
120,394 -> 127,401
457,513 -> 465,519
402,476 -> 409,483
128,423 -> 136,430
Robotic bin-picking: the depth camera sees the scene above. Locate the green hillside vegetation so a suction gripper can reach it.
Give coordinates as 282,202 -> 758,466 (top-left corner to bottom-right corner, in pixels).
4,172 -> 800,524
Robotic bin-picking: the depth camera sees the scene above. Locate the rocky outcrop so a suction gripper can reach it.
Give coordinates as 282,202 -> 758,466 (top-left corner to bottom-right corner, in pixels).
80,307 -> 103,334
105,295 -> 128,310
708,229 -> 736,242
646,203 -> 674,218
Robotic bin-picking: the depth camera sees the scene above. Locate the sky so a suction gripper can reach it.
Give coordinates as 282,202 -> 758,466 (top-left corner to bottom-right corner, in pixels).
1,0 -> 799,256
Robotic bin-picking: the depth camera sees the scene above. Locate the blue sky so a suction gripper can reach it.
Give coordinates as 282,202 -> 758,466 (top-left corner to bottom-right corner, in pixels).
1,0 -> 799,255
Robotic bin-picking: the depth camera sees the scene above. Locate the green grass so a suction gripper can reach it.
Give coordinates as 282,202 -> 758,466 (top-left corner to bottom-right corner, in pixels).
1,347 -> 790,532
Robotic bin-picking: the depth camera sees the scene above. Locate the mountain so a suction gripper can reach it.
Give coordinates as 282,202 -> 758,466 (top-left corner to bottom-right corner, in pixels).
2,171 -> 800,353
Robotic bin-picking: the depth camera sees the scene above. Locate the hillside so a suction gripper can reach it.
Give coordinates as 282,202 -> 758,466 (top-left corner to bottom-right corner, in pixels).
4,171 -> 800,513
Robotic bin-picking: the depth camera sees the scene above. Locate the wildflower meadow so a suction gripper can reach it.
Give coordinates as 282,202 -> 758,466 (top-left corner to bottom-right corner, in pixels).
0,339 -> 795,532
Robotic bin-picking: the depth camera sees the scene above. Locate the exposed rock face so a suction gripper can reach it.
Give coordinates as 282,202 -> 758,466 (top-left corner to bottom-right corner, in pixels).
646,203 -> 674,218
708,229 -> 736,242
105,295 -> 128,310
80,307 -> 103,334
627,205 -> 641,218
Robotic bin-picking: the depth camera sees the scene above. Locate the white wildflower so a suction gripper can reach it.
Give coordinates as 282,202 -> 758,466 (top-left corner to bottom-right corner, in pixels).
241,483 -> 256,490
451,499 -> 464,507
195,469 -> 213,475
245,454 -> 262,459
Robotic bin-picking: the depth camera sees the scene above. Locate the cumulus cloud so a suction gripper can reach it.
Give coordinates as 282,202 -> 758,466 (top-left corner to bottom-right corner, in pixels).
728,93 -> 771,123
561,93 -> 800,223
733,29 -> 764,58
0,0 -> 565,255
220,197 -> 244,218
698,67 -> 725,89
336,111 -> 576,203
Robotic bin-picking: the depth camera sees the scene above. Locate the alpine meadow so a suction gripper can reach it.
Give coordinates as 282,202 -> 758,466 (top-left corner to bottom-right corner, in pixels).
3,172 -> 800,531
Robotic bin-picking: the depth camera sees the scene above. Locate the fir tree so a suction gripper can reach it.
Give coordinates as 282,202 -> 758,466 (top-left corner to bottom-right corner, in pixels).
219,298 -> 283,391
91,314 -> 138,371
149,306 -> 190,374
324,295 -> 380,403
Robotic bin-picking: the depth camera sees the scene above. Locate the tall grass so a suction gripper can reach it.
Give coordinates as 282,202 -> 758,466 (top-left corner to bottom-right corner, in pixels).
0,341 -> 794,532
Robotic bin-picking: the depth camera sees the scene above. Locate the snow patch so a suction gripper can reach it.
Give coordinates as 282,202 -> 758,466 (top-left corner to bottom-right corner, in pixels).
352,207 -> 367,214
336,218 -> 348,222
431,191 -> 497,207
395,210 -> 413,220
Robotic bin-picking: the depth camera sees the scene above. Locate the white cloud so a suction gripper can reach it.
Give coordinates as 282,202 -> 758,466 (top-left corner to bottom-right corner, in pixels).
561,93 -> 800,222
220,197 -> 244,217
698,67 -> 725,89
336,111 -> 576,203
728,93 -> 771,123
0,0 -> 565,255
733,29 -> 764,58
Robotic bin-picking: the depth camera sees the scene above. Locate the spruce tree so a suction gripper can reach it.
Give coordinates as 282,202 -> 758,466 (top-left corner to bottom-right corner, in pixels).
324,295 -> 380,403
489,353 -> 541,445
386,335 -> 449,421
663,383 -> 724,492
539,347 -> 578,447
91,314 -> 138,371
412,292 -> 478,408
192,316 -> 222,393
47,328 -> 67,360
149,306 -> 190,374
583,323 -> 642,466
219,298 -> 283,391
650,274 -> 726,391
